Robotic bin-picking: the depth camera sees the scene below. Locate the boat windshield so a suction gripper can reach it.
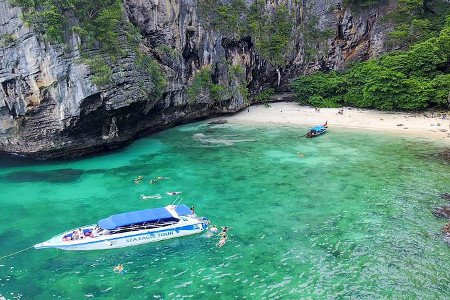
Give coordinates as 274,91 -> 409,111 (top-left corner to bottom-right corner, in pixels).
108,218 -> 180,235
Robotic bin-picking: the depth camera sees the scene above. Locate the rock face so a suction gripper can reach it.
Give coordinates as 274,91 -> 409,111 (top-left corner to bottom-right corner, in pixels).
0,0 -> 394,158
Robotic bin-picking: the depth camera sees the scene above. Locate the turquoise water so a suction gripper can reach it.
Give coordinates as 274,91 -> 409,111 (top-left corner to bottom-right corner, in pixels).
0,123 -> 449,299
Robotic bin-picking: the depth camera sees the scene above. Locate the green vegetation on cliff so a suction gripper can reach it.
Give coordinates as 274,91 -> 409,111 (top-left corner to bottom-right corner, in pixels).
186,64 -> 249,103
342,0 -> 450,49
11,0 -> 123,48
386,0 -> 450,49
0,33 -> 18,46
10,0 -> 166,93
198,0 -> 293,66
187,66 -> 229,102
291,15 -> 450,110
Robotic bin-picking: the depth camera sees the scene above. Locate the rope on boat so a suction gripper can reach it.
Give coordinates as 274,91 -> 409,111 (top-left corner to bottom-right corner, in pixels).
0,246 -> 33,260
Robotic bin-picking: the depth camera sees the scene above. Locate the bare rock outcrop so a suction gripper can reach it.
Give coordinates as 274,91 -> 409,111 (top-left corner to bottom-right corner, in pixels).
0,0 -> 395,158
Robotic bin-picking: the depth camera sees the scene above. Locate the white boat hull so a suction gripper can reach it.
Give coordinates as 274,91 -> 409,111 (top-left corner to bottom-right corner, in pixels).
34,218 -> 208,251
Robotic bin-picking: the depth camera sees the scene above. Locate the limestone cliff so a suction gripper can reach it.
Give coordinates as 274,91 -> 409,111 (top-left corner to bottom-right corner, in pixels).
0,0 -> 394,158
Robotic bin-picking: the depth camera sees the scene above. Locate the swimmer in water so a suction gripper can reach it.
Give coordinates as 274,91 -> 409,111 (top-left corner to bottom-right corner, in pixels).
113,264 -> 124,274
166,191 -> 182,196
134,176 -> 143,184
140,194 -> 162,200
205,225 -> 218,238
149,176 -> 170,184
216,235 -> 228,248
219,226 -> 229,237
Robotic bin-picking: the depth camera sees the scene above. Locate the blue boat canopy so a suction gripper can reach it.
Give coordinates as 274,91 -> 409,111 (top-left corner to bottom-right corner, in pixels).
311,125 -> 326,132
99,207 -> 174,230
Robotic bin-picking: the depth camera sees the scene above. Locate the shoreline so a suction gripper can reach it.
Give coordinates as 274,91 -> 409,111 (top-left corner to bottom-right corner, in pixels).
220,102 -> 450,146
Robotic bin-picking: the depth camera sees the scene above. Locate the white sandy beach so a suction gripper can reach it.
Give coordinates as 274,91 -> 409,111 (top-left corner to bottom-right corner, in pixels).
222,102 -> 450,145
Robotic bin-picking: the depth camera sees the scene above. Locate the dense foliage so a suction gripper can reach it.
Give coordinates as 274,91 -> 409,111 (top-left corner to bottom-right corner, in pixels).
291,15 -> 450,110
10,0 -> 166,93
386,0 -> 450,49
254,88 -> 275,103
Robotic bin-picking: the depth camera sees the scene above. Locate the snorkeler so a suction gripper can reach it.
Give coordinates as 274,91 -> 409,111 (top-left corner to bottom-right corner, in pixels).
140,194 -> 162,200
166,191 -> 182,196
134,176 -> 143,184
149,176 -> 171,184
219,226 -> 229,237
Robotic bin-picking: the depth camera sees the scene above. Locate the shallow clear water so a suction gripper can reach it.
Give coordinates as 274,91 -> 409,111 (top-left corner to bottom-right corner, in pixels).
0,123 -> 449,299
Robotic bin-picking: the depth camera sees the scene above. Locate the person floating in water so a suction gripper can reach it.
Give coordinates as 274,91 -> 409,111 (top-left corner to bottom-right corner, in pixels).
166,191 -> 182,196
113,264 -> 124,274
210,225 -> 218,234
190,206 -> 195,214
140,194 -> 162,200
216,235 -> 228,248
220,226 -> 229,237
149,176 -> 171,184
205,225 -> 218,238
134,176 -> 143,184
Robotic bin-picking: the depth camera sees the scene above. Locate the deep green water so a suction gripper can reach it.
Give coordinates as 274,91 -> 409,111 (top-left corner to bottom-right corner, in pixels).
0,123 -> 449,299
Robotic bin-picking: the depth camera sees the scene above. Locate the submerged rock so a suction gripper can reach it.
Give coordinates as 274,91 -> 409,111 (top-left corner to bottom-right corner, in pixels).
442,222 -> 450,235
438,149 -> 450,162
207,119 -> 228,125
441,193 -> 450,201
433,205 -> 450,219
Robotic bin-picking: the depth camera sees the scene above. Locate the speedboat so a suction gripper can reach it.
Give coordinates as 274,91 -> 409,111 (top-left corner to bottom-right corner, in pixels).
305,124 -> 327,138
34,205 -> 209,251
